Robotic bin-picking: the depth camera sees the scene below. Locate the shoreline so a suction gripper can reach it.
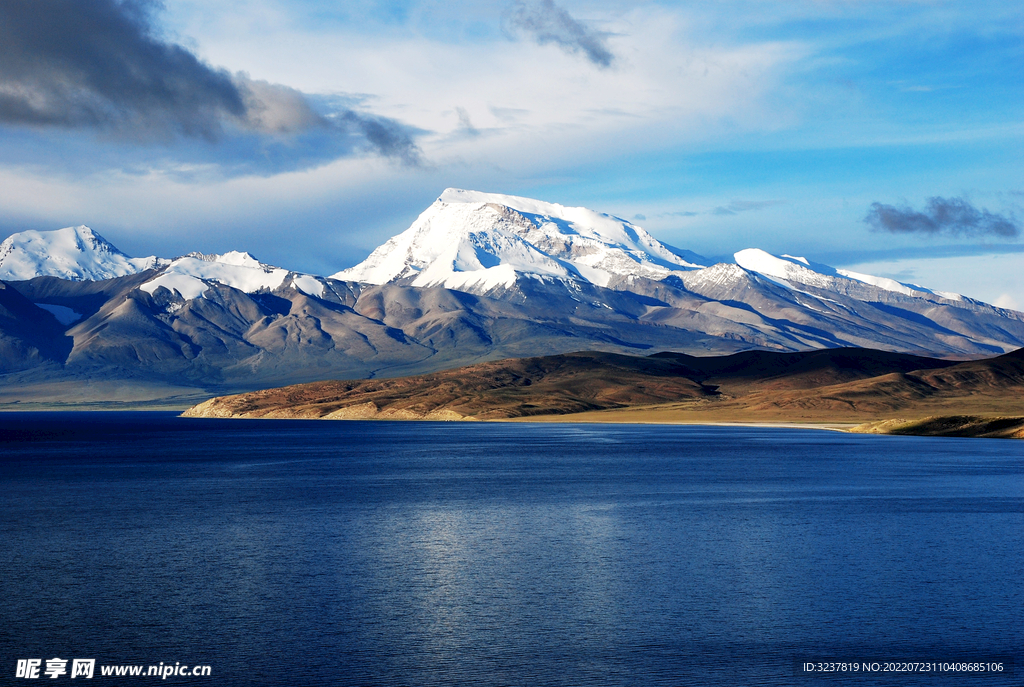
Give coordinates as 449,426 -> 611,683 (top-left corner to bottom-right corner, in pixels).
5,404 -> 1021,439
0,404 -> 859,431
503,416 -> 859,431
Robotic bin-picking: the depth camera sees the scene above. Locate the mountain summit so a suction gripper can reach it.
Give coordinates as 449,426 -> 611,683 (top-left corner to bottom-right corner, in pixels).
0,226 -> 166,282
332,189 -> 706,292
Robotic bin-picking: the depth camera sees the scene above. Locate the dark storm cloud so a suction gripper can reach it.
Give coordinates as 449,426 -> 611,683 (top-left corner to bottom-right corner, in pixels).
865,197 -> 1020,238
0,0 -> 421,166
0,0 -> 243,138
341,111 -> 423,167
503,0 -> 614,68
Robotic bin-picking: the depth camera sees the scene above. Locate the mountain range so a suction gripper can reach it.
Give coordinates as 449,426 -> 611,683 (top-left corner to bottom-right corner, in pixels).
2,189 -> 1022,406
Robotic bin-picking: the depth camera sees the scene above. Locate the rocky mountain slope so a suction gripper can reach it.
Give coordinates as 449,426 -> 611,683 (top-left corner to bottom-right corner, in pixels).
3,189 -> 1024,405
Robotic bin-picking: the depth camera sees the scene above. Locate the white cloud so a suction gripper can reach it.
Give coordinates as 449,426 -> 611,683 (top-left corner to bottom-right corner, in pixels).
0,3 -> 811,270
165,4 -> 807,167
994,293 -> 1020,310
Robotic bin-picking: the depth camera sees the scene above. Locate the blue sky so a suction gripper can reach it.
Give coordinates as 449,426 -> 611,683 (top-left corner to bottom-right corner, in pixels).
1,0 -> 1021,305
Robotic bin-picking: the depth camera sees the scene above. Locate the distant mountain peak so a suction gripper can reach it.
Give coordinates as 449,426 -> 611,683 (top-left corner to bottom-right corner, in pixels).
734,247 -> 964,301
333,188 -> 706,292
180,250 -> 264,269
138,251 -> 320,302
0,225 -> 166,282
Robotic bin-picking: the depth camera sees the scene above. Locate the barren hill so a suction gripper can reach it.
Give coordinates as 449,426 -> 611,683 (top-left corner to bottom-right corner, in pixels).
183,347 -> 1024,430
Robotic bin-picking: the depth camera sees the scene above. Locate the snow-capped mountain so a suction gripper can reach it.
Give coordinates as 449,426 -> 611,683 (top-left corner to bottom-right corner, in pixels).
3,190 -> 1024,405
733,248 -> 962,301
0,224 -> 330,304
329,189 -> 1024,357
333,188 -> 973,309
140,251 -> 328,301
333,188 -> 706,292
0,226 -> 166,281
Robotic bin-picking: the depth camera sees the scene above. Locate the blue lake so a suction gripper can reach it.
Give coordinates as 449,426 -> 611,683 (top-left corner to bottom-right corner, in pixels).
1,412 -> 1021,685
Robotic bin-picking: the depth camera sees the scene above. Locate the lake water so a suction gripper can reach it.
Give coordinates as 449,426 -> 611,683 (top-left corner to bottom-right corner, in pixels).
1,412 -> 1021,685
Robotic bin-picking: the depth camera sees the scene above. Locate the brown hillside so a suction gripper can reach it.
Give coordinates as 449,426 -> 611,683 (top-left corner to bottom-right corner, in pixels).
183,351 -> 715,420
182,347 -> 1024,425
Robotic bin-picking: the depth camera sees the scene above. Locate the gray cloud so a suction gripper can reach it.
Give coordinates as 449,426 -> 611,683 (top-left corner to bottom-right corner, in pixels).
0,0 -> 420,166
455,107 -> 479,136
865,197 -> 1019,238
236,78 -> 324,135
503,0 -> 614,68
0,0 -> 243,138
341,111 -> 423,166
